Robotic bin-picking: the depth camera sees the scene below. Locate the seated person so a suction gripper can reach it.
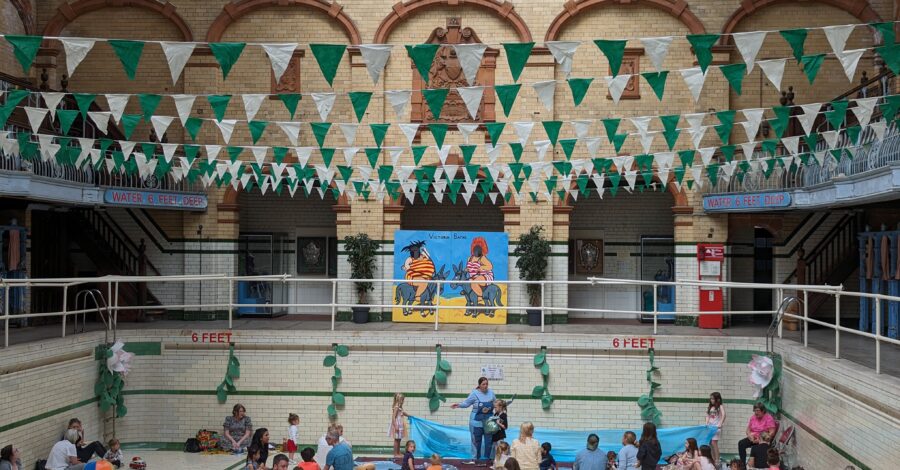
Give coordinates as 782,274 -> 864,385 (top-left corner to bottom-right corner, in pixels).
746,433 -> 770,469
47,429 -> 85,470
737,404 -> 777,464
64,419 -> 106,463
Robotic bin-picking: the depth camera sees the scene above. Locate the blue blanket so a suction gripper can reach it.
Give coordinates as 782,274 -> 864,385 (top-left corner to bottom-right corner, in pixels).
408,416 -> 717,463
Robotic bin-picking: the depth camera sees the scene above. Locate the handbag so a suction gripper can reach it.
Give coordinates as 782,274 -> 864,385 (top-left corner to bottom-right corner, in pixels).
184,438 -> 201,453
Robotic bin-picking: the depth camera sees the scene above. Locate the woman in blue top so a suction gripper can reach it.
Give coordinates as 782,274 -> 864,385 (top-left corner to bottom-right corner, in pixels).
451,377 -> 496,465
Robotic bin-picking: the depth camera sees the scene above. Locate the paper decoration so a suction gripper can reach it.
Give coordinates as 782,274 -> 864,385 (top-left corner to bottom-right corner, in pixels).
249,120 -> 269,144
837,48 -> 865,81
453,44 -> 488,85
604,75 -> 631,104
732,31 -> 766,72
686,34 -> 719,73
277,121 -> 302,146
877,44 -> 900,75
642,72 -> 668,101
545,41 -> 580,77
757,59 -> 786,92
209,42 -> 246,79
406,44 -> 440,84
261,43 -> 298,83
641,36 -> 672,72
741,108 -> 765,142
503,42 -> 535,82
311,93 -> 336,121
593,39 -> 627,76
385,90 -> 412,118
171,94 -> 196,126
422,88 -> 449,120
494,84 -> 521,117
88,112 -> 111,135
748,355 -> 774,399
680,67 -> 707,103
852,97 -> 878,127
309,44 -> 346,87
457,86 -> 485,119
567,78 -> 593,106
797,103 -> 822,135
61,38 -> 96,77
108,40 -> 145,79
514,122 -> 534,145
239,94 -> 265,122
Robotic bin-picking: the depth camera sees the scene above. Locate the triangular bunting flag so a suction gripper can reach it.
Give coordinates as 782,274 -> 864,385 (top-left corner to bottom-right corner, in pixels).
686,34 -> 719,72
61,38 -> 95,76
159,41 -> 195,84
209,42 -> 246,79
348,91 -> 372,122
680,67 -> 707,102
758,59 -> 786,92
248,120 -> 269,144
172,94 -> 195,125
357,44 -> 392,85
422,88 -> 449,120
453,43 -> 488,85
241,94 -> 266,122
406,44 -> 440,84
732,31 -> 766,72
87,111 -> 110,135
545,41 -> 580,77
309,44 -> 346,86
278,93 -> 301,119
800,54 -> 825,84
494,83 -> 521,117
837,49 -> 864,81
641,36 -> 672,72
604,74 -> 632,104
514,121 -> 534,145
215,119 -> 237,144
532,80 -> 556,111
261,43 -> 297,83
207,94 -> 231,122
311,93 -> 336,121
719,63 -> 746,95
566,78 -> 593,106
457,86 -> 485,119
779,29 -> 808,63
823,24 -> 855,56
277,121 -> 302,146
385,90 -> 412,119
399,123 -> 420,146
503,42 -> 534,82
641,72 -> 668,101
5,35 -> 43,73
593,39 -> 627,76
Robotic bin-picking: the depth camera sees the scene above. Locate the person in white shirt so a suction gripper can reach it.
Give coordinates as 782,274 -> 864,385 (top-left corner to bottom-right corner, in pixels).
314,424 -> 351,470
46,429 -> 85,470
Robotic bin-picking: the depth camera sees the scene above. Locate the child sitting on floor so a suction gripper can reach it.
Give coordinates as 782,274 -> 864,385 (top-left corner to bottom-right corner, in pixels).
606,450 -> 617,470
103,438 -> 123,468
294,447 -> 319,470
493,441 -> 510,470
539,443 -> 556,470
427,454 -> 442,470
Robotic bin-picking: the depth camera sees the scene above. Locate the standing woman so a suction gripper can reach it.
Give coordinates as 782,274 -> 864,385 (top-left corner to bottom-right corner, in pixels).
222,404 -> 253,454
705,392 -> 725,464
636,422 -> 661,470
510,423 -> 541,470
451,377 -> 497,464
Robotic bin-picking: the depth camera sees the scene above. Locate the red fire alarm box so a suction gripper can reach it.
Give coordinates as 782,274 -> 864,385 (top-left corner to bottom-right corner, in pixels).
697,244 -> 724,329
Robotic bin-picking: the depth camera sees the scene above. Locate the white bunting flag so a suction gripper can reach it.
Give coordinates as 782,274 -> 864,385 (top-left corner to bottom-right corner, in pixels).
310,93 -> 336,121
161,143 -> 178,163
342,147 -> 359,166
813,150 -> 827,166
591,172 -> 606,198
680,67 -> 707,103
852,97 -> 878,128
534,140 -> 552,162
624,170 -> 638,191
90,148 -> 103,167
457,86 -> 485,119
443,164 -> 459,181
215,119 -> 237,144
24,107 -> 47,133
172,94 -> 195,126
823,24 -> 855,56
758,59 -> 786,92
486,143 -> 503,164
870,120 -> 887,141
691,166 -> 704,190
604,75 -> 632,104
453,44 -> 488,86
781,136 -> 801,155
241,94 -> 267,122
159,42 -> 195,84
612,155 -> 633,173
399,123 -> 420,146
388,147 -> 404,166
457,123 -> 480,143
61,38 -> 96,77
837,48 -> 865,81
684,113 -> 706,134
658,166 -> 671,186
571,120 -> 592,139
385,90 -> 412,118
629,116 -> 652,137
339,123 -> 359,146
295,146 -> 313,167
585,137 -> 602,158
261,43 -> 297,83
797,103 -> 822,136
689,126 -> 708,149
437,145 -> 453,164
732,31 -> 766,72
357,44 -> 393,85
699,147 -> 717,166
248,146 -> 267,166
821,130 -> 840,150
276,121 -> 301,146
205,144 -> 222,163
545,41 -> 580,77
514,121 -> 535,145
639,133 -> 655,154
532,80 -> 556,112
41,92 -> 66,119
655,151 -> 675,169
76,137 -> 94,164
741,108 -> 765,142
150,115 -> 174,141
39,135 -> 59,162
87,111 -> 111,135
740,141 -> 757,160
722,161 -> 738,180
105,94 -> 130,124
118,141 -> 135,161
640,36 -> 672,72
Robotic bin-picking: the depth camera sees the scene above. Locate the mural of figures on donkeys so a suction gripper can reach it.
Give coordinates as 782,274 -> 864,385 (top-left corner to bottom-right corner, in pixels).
393,230 -> 508,324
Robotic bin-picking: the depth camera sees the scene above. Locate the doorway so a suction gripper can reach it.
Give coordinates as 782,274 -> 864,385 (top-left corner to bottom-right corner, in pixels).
751,227 -> 775,323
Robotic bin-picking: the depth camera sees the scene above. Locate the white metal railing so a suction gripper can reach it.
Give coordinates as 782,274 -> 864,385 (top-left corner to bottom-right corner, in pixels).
1,274 -> 898,374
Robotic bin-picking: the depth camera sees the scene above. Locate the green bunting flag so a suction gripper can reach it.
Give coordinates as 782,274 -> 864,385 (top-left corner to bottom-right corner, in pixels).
484,122 -> 506,146
209,42 -> 246,79
612,133 -> 628,153
503,42 -> 535,82
803,133 -> 818,150
108,40 -> 145,79
871,22 -> 896,46
464,164 -> 480,182
406,44 -> 440,84
660,115 -> 681,150
337,165 -> 353,182
429,123 -> 448,148
460,144 -> 476,164
494,84 -> 521,117
593,39 -> 627,76
641,72 -> 668,101
761,139 -> 778,156
57,109 -> 79,135
686,34 -> 719,72
706,164 -> 719,186
348,91 -> 372,122
311,122 -> 332,148
826,100 -> 849,129
5,35 -> 42,73
248,120 -> 268,144
5,89 -> 29,108
320,147 -> 335,167
876,43 -> 900,75
378,165 -> 393,183
845,125 -> 861,145
184,117 -> 203,141
800,54 -> 825,84
601,118 -> 620,143
422,88 -> 449,120
720,144 -> 735,162
509,142 -> 524,162
310,44 -> 347,87
273,147 -> 288,164
559,139 -> 577,161
365,148 -> 381,167
553,161 -> 572,176
0,104 -> 15,128
717,109 -> 736,128
566,78 -> 593,106
607,172 -> 621,196
73,93 -> 96,119
771,106 -> 791,138
207,95 -> 232,122
227,146 -> 243,162
779,29 -> 808,63
138,94 -> 162,121
542,120 -> 562,146
719,62 -> 746,95
880,95 -> 900,122
412,145 -> 428,165
278,93 -> 301,119
370,123 -> 389,148
141,143 -> 157,160
678,149 -> 695,168
120,114 -> 141,140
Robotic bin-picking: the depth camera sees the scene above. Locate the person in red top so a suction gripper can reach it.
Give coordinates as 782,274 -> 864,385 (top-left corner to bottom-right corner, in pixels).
737,403 -> 777,464
295,447 -> 320,470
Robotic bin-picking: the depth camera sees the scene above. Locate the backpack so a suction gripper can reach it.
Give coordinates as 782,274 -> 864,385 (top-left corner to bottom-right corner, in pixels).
184,438 -> 201,453
34,460 -> 47,470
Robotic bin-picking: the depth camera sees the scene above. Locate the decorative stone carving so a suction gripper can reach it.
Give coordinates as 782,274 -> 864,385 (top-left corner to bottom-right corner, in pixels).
574,239 -> 603,274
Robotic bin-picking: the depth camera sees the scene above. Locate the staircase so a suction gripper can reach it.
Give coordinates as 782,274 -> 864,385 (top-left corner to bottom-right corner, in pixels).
795,211 -> 864,318
68,209 -> 164,319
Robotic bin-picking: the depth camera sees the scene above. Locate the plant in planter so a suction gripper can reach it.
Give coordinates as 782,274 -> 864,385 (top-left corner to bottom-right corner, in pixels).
513,225 -> 551,326
343,233 -> 381,323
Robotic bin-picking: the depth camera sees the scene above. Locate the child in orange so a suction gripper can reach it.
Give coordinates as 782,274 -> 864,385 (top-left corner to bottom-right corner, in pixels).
294,447 -> 319,470
427,454 -> 442,470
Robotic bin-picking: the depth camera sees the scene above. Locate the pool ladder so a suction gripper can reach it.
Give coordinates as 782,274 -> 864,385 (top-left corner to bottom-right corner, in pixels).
767,295 -> 800,355
74,289 -> 115,344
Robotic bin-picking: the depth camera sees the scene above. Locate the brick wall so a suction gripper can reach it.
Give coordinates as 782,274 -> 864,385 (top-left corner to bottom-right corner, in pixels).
0,1 -> 27,77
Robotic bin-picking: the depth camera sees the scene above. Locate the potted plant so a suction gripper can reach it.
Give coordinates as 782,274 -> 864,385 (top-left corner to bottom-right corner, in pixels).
343,233 -> 381,323
513,225 -> 551,326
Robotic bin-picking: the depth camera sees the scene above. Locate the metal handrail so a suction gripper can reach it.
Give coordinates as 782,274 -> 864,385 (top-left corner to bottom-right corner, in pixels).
74,289 -> 112,344
768,296 -> 800,355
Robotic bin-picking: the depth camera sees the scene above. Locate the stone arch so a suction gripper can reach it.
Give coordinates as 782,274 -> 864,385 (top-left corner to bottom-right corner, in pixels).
42,0 -> 193,41
545,0 -> 705,42
373,0 -> 532,44
206,0 -> 361,44
10,0 -> 35,35
721,0 -> 881,45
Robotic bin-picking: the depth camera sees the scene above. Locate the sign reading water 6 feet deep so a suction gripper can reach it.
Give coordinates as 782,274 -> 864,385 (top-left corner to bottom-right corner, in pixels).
104,189 -> 208,211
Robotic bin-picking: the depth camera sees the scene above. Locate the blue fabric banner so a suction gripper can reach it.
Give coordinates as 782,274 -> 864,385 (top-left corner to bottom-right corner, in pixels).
408,416 -> 717,464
